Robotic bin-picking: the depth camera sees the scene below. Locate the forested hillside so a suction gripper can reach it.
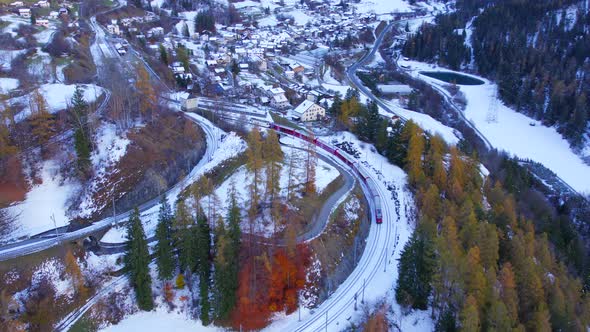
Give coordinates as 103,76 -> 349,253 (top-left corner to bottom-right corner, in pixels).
327,85 -> 590,329
393,121 -> 590,331
402,0 -> 590,146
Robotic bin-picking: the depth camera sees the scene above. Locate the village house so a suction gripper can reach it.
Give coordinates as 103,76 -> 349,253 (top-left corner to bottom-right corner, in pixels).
171,62 -> 192,80
37,0 -> 50,8
36,19 -> 49,27
11,1 -> 24,6
271,93 -> 290,109
18,8 -> 31,18
107,23 -> 121,35
147,27 -> 164,38
49,11 -> 59,19
205,59 -> 218,68
292,100 -> 325,122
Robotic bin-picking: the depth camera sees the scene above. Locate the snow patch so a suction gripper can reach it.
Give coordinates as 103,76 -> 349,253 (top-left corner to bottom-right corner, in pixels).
4,159 -> 80,239
11,84 -> 105,122
0,77 -> 19,92
31,258 -> 75,301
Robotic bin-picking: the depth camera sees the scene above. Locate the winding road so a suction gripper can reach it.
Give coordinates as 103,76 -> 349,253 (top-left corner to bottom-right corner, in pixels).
0,112 -> 220,262
345,16 -> 493,151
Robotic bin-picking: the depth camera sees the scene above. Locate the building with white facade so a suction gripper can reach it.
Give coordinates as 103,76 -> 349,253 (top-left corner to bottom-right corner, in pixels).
292,100 -> 325,122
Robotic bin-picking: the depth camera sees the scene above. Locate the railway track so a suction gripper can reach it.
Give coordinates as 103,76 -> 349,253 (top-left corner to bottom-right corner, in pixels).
268,125 -> 399,331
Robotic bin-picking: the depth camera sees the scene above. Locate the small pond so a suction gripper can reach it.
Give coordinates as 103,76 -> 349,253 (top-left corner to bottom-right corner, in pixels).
419,71 -> 485,85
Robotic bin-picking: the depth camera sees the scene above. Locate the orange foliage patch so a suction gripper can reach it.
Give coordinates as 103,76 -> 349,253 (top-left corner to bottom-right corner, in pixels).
0,156 -> 27,205
231,244 -> 311,331
163,282 -> 174,304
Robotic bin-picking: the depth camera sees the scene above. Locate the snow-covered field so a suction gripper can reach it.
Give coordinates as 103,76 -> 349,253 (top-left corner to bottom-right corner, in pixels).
384,99 -> 460,145
4,159 -> 80,240
352,0 -> 411,14
10,83 -> 105,122
399,58 -> 590,194
2,121 -> 127,241
0,77 -> 19,92
175,11 -> 200,37
34,27 -> 57,44
77,123 -> 131,218
101,310 -> 222,332
0,14 -> 28,37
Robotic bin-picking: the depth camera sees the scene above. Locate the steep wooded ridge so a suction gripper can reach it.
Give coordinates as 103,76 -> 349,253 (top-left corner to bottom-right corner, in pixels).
387,121 -> 590,331
403,0 -> 590,147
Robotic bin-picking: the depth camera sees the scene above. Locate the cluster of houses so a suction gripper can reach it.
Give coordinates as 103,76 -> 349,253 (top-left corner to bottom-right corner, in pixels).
98,0 -> 404,122
10,0 -> 70,27
105,12 -> 158,37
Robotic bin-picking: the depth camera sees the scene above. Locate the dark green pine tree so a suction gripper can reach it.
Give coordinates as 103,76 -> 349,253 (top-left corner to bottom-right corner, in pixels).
71,85 -> 89,132
200,274 -> 211,325
345,88 -> 360,101
356,101 -> 380,142
213,187 -> 241,321
155,195 -> 175,280
212,187 -> 241,321
227,188 -> 241,259
213,218 -> 230,320
374,119 -> 389,155
74,128 -> 91,173
384,120 -> 408,168
175,200 -> 196,273
395,223 -> 436,311
196,214 -> 211,325
70,85 -> 92,174
159,44 -> 168,65
125,207 -> 154,311
329,93 -> 342,117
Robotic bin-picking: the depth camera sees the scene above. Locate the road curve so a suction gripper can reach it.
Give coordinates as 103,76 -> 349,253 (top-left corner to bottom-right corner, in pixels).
346,21 -> 408,122
0,111 -> 219,262
346,16 -> 493,151
90,127 -> 356,253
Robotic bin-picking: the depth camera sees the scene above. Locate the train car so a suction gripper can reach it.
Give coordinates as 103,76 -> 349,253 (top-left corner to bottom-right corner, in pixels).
273,124 -> 296,137
374,195 -> 383,224
315,139 -> 335,154
271,122 -> 383,224
333,149 -> 352,166
366,179 -> 383,224
357,166 -> 371,185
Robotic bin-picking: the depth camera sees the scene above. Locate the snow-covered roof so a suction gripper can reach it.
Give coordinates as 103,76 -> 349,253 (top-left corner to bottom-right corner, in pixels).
270,87 -> 285,95
377,84 -> 413,94
292,100 -> 318,116
273,94 -> 288,103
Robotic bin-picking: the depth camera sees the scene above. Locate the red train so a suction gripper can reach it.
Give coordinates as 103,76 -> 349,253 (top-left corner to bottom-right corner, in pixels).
269,123 -> 383,224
